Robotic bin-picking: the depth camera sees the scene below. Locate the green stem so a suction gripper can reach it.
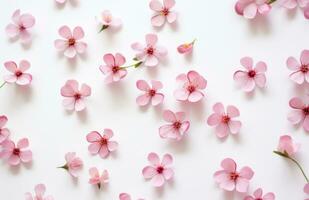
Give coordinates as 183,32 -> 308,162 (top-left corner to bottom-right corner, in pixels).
99,25 -> 109,33
267,0 -> 277,4
191,38 -> 197,45
57,164 -> 68,170
274,151 -> 309,183
0,82 -> 6,88
122,61 -> 143,69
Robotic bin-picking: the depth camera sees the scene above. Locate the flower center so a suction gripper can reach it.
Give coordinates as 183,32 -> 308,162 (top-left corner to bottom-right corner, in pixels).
173,121 -> 181,129
303,106 -> 309,115
112,66 -> 120,73
100,138 -> 108,145
19,25 -> 26,31
221,115 -> 230,123
68,38 -> 76,46
161,8 -> 169,16
147,47 -> 154,55
13,148 -> 20,156
148,89 -> 156,97
248,70 -> 256,78
229,172 -> 239,181
187,85 -> 196,93
156,166 -> 164,174
301,65 -> 309,73
74,93 -> 81,100
15,71 -> 22,77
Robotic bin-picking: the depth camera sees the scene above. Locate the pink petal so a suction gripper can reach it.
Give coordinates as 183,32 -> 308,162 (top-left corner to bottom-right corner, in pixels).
254,61 -> 267,73
19,60 -> 30,72
303,115 -> 309,132
151,94 -> 164,106
64,46 -> 77,58
107,141 -> 118,151
263,193 -> 275,200
254,74 -> 266,88
110,18 -> 122,28
113,69 -> 127,82
74,99 -> 86,111
20,150 -> 32,163
19,30 -> 31,43
88,142 -> 101,154
151,174 -> 165,187
304,183 -> 309,194
54,39 -> 68,51
258,4 -> 271,15
289,97 -> 304,109
253,188 -> 263,198
161,154 -> 173,166
148,152 -> 160,165
99,145 -> 109,158
17,138 -> 29,149
142,166 -> 157,179
242,78 -> 256,92
103,54 -> 115,66
8,155 -> 20,166
119,193 -> 131,200
176,73 -> 188,83
131,42 -> 144,51
228,120 -> 241,134
5,24 -> 19,37
300,50 -> 309,65
221,158 -> 236,172
243,3 -> 258,19
144,55 -> 159,67
0,115 -> 8,128
175,111 -> 186,121
163,168 -> 174,180
163,110 -> 176,122
240,57 -> 253,70
236,177 -> 249,193
167,12 -> 177,23
239,166 -> 254,179
20,14 -> 35,28
227,105 -> 240,117
4,75 -> 17,83
286,57 -> 300,70
12,9 -> 21,24
136,80 -> 150,91
136,94 -> 151,107
214,171 -> 235,191
188,91 -> 204,102
86,131 -> 102,142
115,53 -> 126,66
65,152 -> 76,162
59,25 -> 72,39
234,71 -> 250,89
80,84 -> 91,96
174,89 -> 189,101
35,185 -> 46,198
213,102 -> 225,114
89,167 -> 99,177
151,80 -> 163,90
75,42 -> 87,54
24,193 -> 33,200
159,125 -> 175,139
288,110 -> 304,125
290,71 -> 305,84
16,74 -> 32,85
207,113 -> 221,126
149,0 -> 163,11
73,26 -> 84,40
151,15 -> 165,27
4,61 -> 17,73
163,0 -> 175,9
99,65 -> 111,75
145,34 -> 158,46
62,98 -> 75,110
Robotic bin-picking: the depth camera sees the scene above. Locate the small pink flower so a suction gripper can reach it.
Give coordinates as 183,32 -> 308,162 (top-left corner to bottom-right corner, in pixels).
25,184 -> 54,200
233,57 -> 267,92
280,0 -> 308,9
54,25 -> 87,58
86,129 -> 118,159
0,116 -> 10,144
55,0 -> 68,4
214,158 -> 254,193
99,53 -> 127,84
304,4 -> 309,19
244,188 -> 275,200
277,135 -> 300,156
3,60 -> 32,86
131,33 -> 168,67
304,183 -> 309,195
60,152 -> 83,178
0,138 -> 32,166
286,50 -> 309,84
174,70 -> 207,102
207,103 -> 241,138
60,80 -> 91,112
235,0 -> 271,19
5,9 -> 35,44
149,0 -> 177,27
177,39 -> 196,54
142,152 -> 174,187
98,10 -> 122,31
88,167 -> 109,189
136,80 -> 164,106
119,193 -> 144,200
288,97 -> 309,132
159,109 -> 190,140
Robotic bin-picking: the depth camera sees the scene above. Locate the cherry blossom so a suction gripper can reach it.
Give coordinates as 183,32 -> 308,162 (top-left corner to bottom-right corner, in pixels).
97,10 -> 122,32
177,39 -> 196,54
119,193 -> 144,200
276,135 -> 300,156
287,97 -> 309,132
286,50 -> 309,84
149,0 -> 177,27
235,0 -> 271,19
3,60 -> 32,86
99,53 -> 127,84
280,0 -> 309,9
136,80 -> 164,106
244,188 -> 275,200
0,116 -> 10,144
88,167 -> 109,189
59,152 -> 83,178
25,184 -> 54,200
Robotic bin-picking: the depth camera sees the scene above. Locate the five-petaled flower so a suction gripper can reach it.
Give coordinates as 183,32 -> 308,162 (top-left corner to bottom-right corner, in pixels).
136,80 -> 164,106
233,57 -> 267,92
174,70 -> 207,102
131,33 -> 168,67
149,0 -> 177,27
235,0 -> 271,19
287,97 -> 309,132
142,152 -> 174,187
244,188 -> 275,200
88,167 -> 109,189
0,116 -> 10,144
25,184 -> 54,200
97,10 -> 122,32
54,25 -> 87,58
286,50 -> 309,84
99,53 -> 127,84
214,158 -> 254,193
207,102 -> 242,138
86,129 -> 118,159
59,152 -> 83,178
3,60 -> 32,86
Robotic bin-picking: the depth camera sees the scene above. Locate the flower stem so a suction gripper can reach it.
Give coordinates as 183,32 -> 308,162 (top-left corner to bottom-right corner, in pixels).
57,164 -> 68,170
191,38 -> 197,44
274,151 -> 309,183
0,82 -> 6,89
122,61 -> 143,69
267,0 -> 277,4
99,25 -> 109,33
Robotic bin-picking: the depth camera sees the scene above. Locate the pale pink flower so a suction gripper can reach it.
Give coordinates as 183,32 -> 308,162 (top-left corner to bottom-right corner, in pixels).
54,25 -> 87,58
235,0 -> 271,19
98,10 -> 122,31
305,4 -> 309,19
60,152 -> 83,178
277,135 -> 300,156
5,9 -> 35,44
88,167 -> 109,188
131,33 -> 167,67
142,152 -> 174,187
119,193 -> 144,200
233,57 -> 267,92
0,116 -> 10,144
159,109 -> 190,140
177,39 -> 196,54
55,0 -> 68,4
60,80 -> 91,112
304,183 -> 309,195
286,50 -> 309,84
280,0 -> 309,9
3,60 -> 32,86
288,97 -> 309,132
149,0 -> 177,27
207,102 -> 242,138
244,188 -> 275,200
136,80 -> 164,106
214,158 -> 254,193
99,53 -> 127,84
174,70 -> 207,102
86,129 -> 118,159
0,138 -> 32,166
25,184 -> 54,200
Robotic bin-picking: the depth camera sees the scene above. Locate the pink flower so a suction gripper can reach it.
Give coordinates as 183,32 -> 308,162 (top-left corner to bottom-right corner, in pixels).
142,152 -> 174,187
159,109 -> 190,140
3,60 -> 32,86
277,135 -> 300,156
88,167 -> 109,188
177,39 -> 196,54
131,33 -> 167,67
0,116 -> 10,144
304,183 -> 309,195
5,9 -> 35,44
60,80 -> 91,112
86,129 -> 118,159
286,50 -> 309,84
235,0 -> 271,19
0,138 -> 32,166
98,10 -> 122,31
54,25 -> 87,58
207,103 -> 242,138
304,4 -> 309,19
136,80 -> 164,106
244,188 -> 275,200
288,97 -> 309,132
174,70 -> 207,102
280,0 -> 308,9
55,0 -> 67,4
119,193 -> 144,200
233,57 -> 267,92
60,152 -> 83,178
25,184 -> 54,200
214,158 -> 254,193
149,0 -> 177,27
99,53 -> 127,84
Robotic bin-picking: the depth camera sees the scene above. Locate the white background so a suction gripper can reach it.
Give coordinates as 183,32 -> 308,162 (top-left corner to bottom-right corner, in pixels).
0,0 -> 309,199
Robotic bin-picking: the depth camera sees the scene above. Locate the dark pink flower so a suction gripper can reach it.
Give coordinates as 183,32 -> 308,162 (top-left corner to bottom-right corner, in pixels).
287,97 -> 309,132
86,129 -> 118,159
244,188 -> 275,200
235,0 -> 271,19
142,152 -> 174,187
99,53 -> 127,84
5,9 -> 35,44
177,39 -> 195,54
60,152 -> 83,178
136,80 -> 164,106
3,60 -> 32,86
149,0 -> 177,27
286,50 -> 309,84
0,116 -> 10,144
174,70 -> 207,102
25,184 -> 54,200
214,158 -> 254,193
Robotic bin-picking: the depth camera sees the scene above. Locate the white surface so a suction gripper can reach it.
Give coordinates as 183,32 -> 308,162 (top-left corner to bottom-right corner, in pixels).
0,0 -> 309,199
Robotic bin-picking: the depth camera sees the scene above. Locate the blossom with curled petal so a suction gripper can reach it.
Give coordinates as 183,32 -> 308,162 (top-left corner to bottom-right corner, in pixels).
59,152 -> 83,178
244,188 -> 275,200
25,184 -> 54,200
287,97 -> 309,132
88,167 -> 109,189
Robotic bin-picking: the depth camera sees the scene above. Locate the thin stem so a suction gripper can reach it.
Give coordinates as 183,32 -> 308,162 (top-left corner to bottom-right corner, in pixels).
268,0 -> 277,4
0,82 -> 6,88
122,61 -> 143,69
191,38 -> 197,44
274,151 -> 309,183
